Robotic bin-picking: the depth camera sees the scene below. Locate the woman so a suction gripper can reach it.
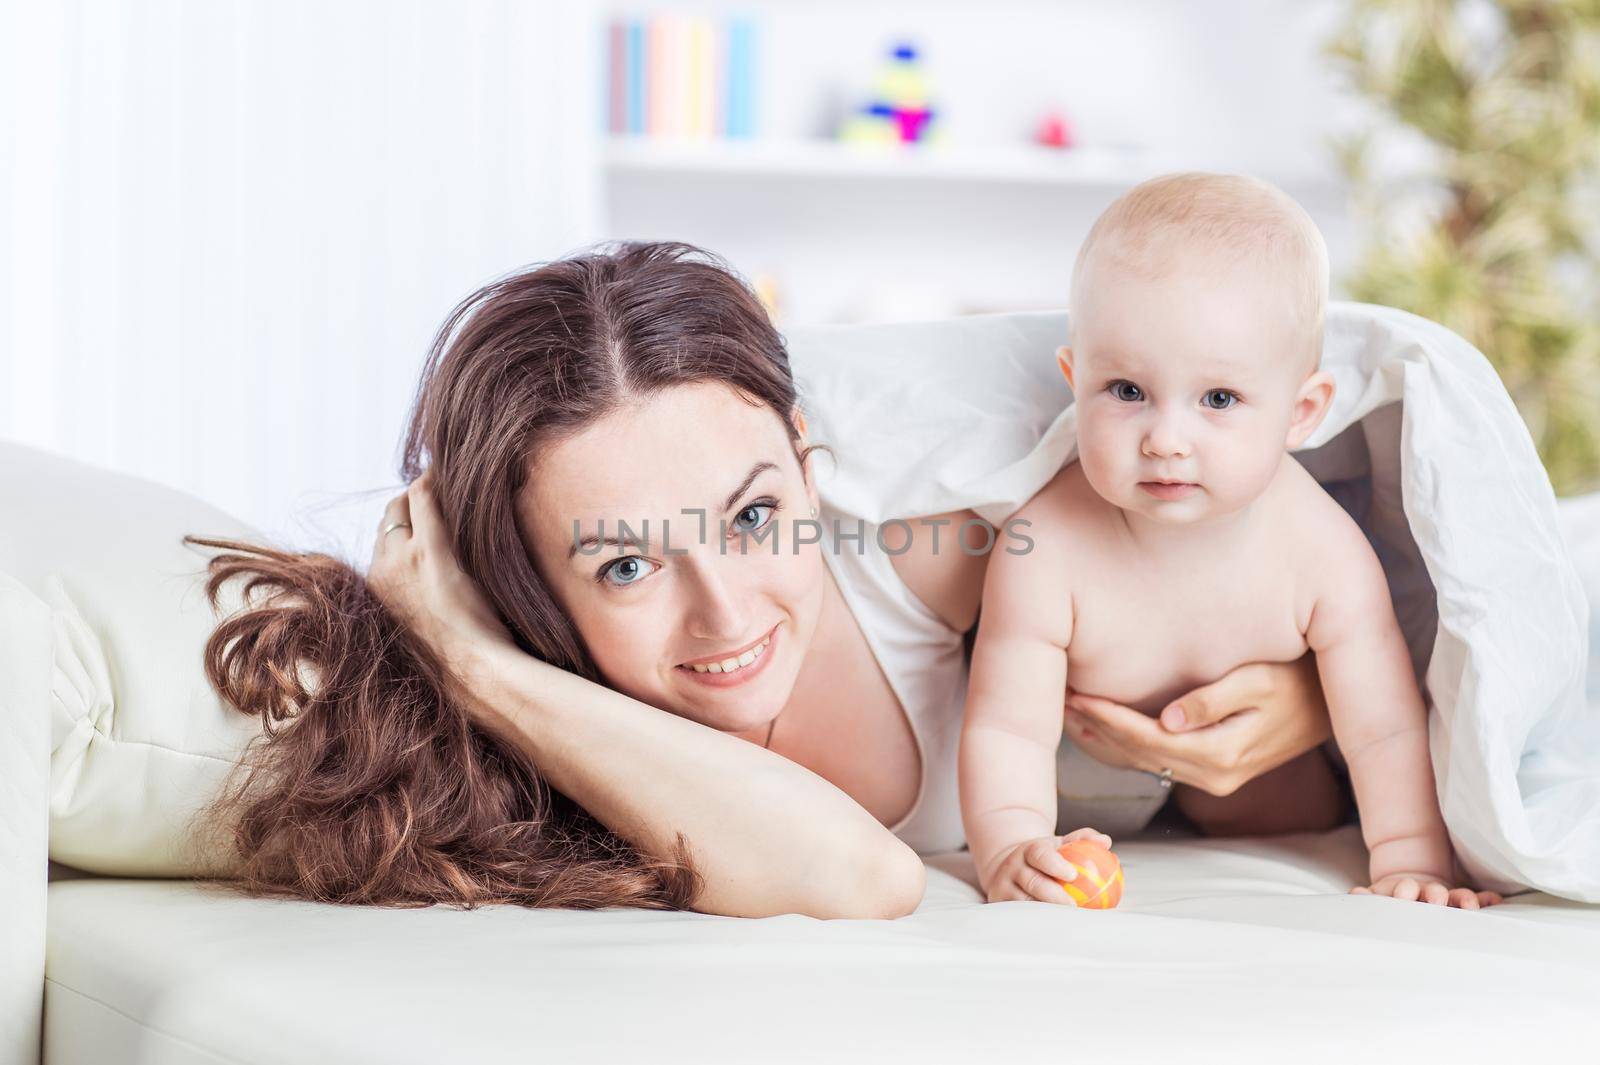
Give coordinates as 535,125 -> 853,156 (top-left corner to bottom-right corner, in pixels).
190,242 -> 1337,919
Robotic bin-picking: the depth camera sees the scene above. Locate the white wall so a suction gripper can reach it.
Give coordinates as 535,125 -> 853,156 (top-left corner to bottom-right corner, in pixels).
2,0 -> 602,557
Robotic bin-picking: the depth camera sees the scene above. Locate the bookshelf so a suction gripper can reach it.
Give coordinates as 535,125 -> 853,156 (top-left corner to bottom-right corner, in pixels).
597,2 -> 1356,324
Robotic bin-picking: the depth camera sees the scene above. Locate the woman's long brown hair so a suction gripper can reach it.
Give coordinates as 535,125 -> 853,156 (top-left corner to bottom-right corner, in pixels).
186,241 -> 804,910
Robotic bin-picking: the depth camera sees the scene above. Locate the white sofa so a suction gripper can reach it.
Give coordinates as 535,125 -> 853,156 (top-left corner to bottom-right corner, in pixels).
5,306 -> 1600,1064
37,828 -> 1600,1064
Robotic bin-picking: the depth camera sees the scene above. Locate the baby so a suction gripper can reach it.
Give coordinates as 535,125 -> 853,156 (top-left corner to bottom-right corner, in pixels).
960,172 -> 1496,908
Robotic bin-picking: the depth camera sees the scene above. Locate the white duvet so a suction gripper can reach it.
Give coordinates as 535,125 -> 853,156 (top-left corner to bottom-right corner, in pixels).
788,302 -> 1598,902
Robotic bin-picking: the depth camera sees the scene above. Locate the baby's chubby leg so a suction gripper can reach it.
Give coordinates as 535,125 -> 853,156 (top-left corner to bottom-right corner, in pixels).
1174,748 -> 1348,838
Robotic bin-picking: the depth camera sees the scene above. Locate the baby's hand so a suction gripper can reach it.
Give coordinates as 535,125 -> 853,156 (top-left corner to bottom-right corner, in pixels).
983,828 -> 1114,904
1352,873 -> 1504,909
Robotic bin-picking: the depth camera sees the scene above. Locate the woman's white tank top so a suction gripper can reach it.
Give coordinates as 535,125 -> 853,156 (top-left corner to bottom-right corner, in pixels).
815,507 -> 970,855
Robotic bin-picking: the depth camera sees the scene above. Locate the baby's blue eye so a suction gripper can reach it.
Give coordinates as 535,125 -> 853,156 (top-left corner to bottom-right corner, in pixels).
733,503 -> 775,532
600,556 -> 657,587
1110,381 -> 1143,402
1202,390 -> 1239,411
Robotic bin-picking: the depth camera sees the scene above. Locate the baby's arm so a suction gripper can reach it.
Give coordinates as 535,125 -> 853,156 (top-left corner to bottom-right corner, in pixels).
960,512 -> 1092,903
1305,527 -> 1459,898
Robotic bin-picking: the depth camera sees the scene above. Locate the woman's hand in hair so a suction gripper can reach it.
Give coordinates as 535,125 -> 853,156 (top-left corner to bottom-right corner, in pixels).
368,470 -> 519,693
1060,653 -> 1334,798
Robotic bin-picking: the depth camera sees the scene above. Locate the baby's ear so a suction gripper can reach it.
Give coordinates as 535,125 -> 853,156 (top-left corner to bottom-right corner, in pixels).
1056,346 -> 1075,390
1285,370 -> 1336,449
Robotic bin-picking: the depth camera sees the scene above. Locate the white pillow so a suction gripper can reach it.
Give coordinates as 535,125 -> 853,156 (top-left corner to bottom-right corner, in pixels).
0,442 -> 259,876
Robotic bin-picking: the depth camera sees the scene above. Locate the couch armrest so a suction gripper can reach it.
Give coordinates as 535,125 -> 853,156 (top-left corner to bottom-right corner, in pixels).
0,575 -> 50,1065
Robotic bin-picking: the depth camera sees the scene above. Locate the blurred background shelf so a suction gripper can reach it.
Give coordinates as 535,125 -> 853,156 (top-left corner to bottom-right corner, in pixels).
598,1 -> 1360,327
604,137 -> 1171,187
604,137 -> 1349,192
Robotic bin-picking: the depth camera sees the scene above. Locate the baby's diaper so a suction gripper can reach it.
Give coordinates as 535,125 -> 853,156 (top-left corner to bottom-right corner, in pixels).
1055,738 -> 1172,838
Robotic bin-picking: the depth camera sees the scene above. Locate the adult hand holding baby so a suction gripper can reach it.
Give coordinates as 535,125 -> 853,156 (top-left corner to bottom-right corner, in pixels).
1066,663 -> 1503,908
1062,654 -> 1331,798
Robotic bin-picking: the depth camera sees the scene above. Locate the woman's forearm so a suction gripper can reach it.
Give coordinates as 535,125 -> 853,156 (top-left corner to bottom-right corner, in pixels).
458,645 -> 926,920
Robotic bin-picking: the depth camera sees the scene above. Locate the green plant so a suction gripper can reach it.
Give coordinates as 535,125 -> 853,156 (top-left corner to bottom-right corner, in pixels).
1328,0 -> 1600,495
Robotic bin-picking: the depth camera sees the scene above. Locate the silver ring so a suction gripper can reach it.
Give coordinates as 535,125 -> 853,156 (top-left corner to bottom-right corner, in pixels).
381,521 -> 412,538
1156,767 -> 1174,790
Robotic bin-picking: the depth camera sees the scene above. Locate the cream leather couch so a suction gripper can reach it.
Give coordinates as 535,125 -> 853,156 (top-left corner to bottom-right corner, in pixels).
5,306 -> 1600,1064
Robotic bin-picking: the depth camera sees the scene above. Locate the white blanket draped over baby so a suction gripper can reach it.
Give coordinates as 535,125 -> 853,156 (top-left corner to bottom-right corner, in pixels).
787,302 -> 1598,902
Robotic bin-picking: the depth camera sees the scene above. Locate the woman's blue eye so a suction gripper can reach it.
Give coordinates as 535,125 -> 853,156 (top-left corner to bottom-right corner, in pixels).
1110,381 -> 1143,402
1203,389 -> 1239,411
600,556 -> 657,587
733,501 -> 777,533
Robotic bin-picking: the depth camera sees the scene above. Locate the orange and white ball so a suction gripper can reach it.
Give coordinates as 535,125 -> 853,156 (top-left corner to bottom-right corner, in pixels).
1054,840 -> 1124,909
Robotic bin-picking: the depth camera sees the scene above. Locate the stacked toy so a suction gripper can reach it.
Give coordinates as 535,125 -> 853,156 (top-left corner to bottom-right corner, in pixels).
838,42 -> 938,145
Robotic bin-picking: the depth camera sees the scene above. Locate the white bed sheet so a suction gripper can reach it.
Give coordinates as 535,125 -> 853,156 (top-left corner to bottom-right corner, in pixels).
45,827 -> 1600,1065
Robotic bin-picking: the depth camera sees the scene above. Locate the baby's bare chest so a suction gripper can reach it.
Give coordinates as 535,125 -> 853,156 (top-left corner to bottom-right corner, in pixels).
1065,545 -> 1311,715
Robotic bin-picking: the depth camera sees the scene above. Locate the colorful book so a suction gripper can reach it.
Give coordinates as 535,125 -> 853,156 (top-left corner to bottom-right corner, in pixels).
726,17 -> 755,138
607,21 -> 626,134
608,13 -> 758,140
686,16 -> 713,138
625,20 -> 645,135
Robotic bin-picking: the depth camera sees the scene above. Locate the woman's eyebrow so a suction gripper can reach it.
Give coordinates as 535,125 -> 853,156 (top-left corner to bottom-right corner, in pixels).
564,462 -> 781,561
722,461 -> 778,512
568,525 -> 649,560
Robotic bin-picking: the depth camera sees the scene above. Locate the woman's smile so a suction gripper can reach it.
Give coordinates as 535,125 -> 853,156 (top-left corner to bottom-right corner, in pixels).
676,623 -> 780,688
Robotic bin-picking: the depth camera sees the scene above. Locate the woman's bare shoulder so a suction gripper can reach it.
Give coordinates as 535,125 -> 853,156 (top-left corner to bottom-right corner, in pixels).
883,508 -> 993,634
880,463 -> 1093,633
1023,457 -> 1083,505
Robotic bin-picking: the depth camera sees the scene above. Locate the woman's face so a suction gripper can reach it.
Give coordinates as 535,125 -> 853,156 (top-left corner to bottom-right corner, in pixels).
519,381 -> 826,735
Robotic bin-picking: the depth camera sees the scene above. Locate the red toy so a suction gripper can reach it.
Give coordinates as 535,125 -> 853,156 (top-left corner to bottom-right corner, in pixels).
1034,110 -> 1077,150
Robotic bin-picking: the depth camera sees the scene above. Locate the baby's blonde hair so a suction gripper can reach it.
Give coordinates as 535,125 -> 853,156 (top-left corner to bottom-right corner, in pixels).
1069,172 -> 1329,372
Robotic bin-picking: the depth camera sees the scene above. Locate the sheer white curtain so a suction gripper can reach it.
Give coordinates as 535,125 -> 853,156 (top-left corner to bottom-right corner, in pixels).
2,0 -> 601,558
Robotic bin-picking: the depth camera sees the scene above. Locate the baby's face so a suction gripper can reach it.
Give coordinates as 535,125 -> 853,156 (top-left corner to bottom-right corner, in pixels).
1065,257 -> 1320,525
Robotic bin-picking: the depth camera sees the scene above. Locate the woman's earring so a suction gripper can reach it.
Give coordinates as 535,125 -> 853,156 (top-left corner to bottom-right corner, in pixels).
810,505 -> 818,517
